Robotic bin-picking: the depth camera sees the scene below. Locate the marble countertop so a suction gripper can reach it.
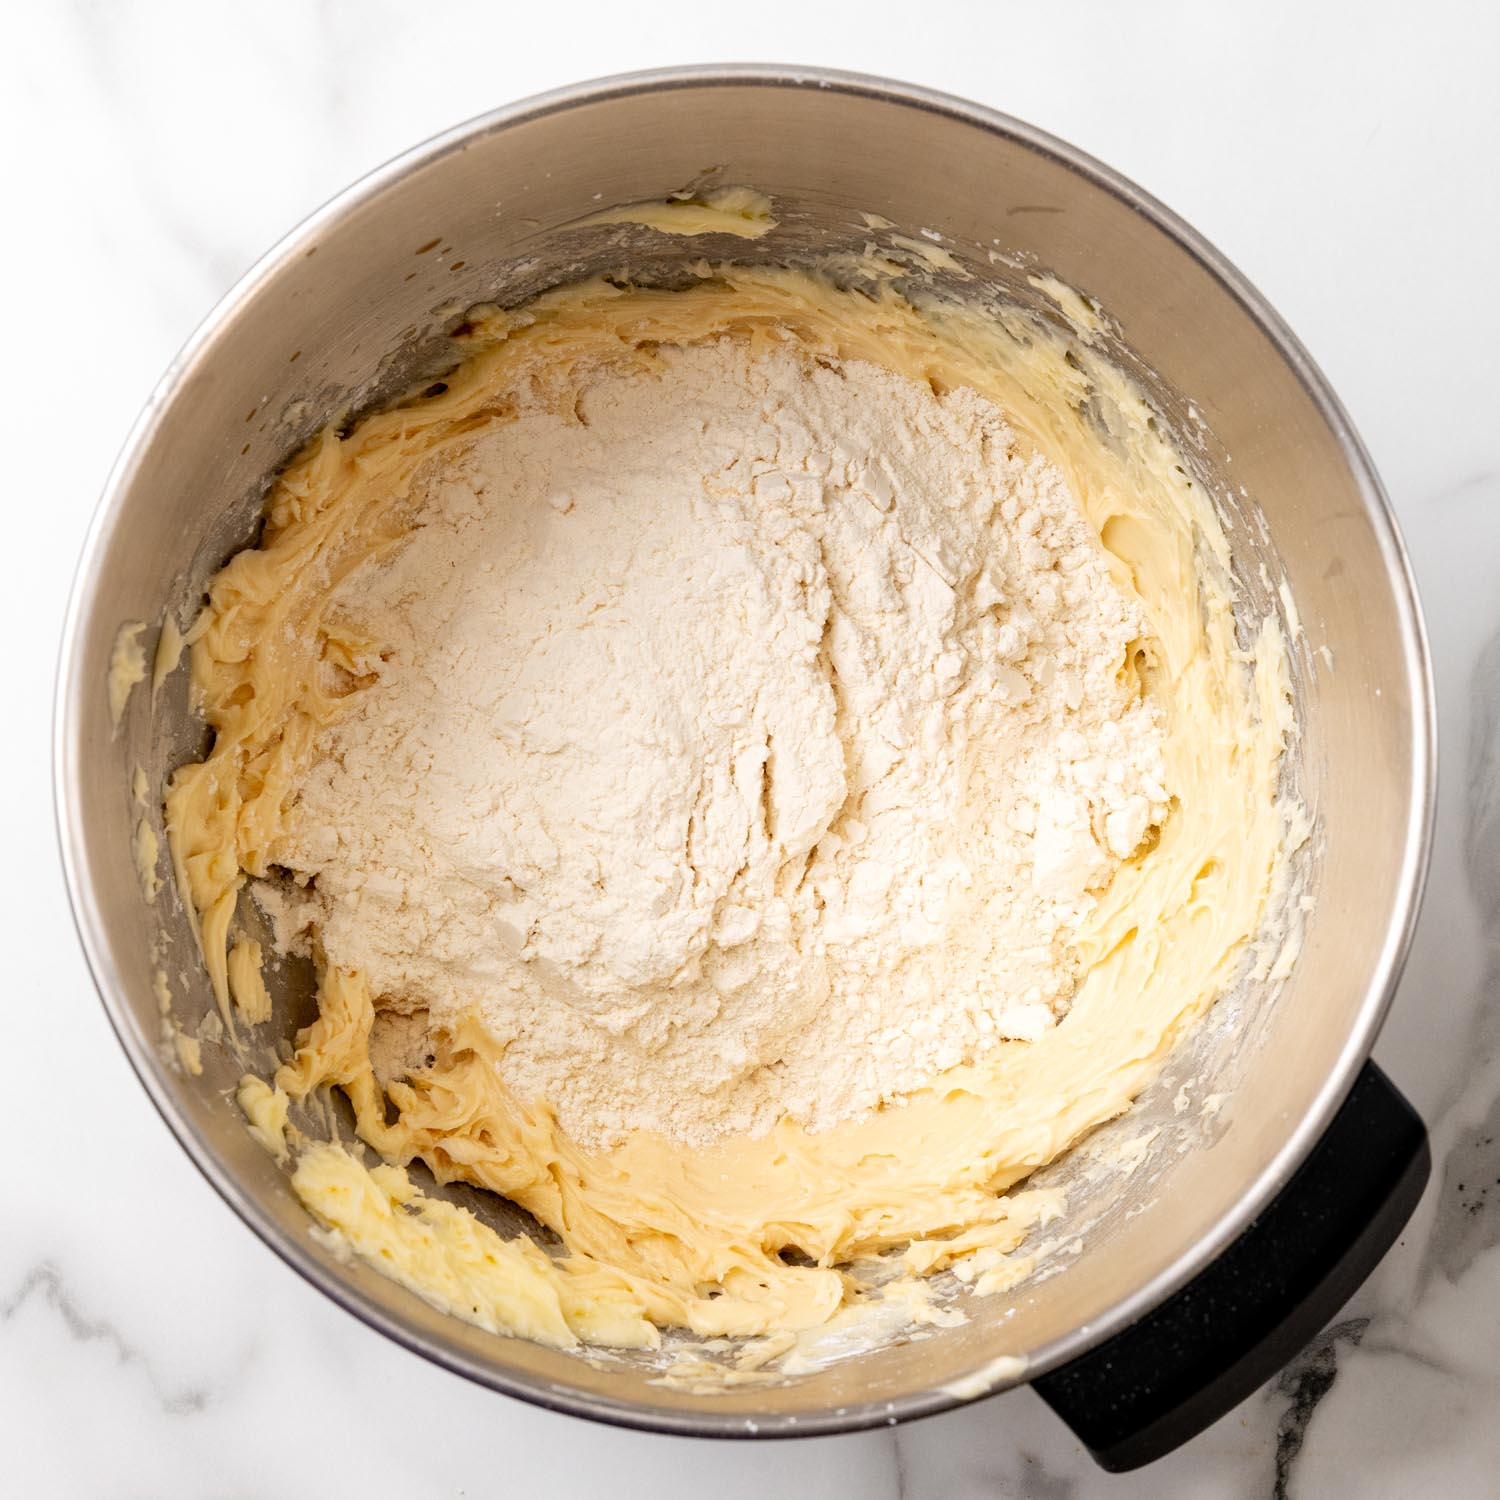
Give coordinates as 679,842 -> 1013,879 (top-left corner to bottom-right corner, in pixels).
7,1 -> 1498,1494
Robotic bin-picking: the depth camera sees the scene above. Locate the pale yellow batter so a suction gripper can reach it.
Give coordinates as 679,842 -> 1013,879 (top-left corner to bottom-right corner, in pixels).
165,267 -> 1293,1355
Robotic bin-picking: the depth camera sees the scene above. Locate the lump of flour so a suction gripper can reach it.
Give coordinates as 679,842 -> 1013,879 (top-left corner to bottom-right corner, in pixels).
260,335 -> 1168,1149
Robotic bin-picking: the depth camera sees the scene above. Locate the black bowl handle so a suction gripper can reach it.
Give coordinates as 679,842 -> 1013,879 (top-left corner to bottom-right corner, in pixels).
1032,1060 -> 1429,1472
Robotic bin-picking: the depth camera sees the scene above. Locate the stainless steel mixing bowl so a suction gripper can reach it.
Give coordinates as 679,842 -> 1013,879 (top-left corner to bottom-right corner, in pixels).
55,66 -> 1433,1458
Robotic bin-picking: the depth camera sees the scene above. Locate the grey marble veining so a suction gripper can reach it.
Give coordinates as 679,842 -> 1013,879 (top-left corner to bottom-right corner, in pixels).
3,1264 -> 214,1417
1271,1319 -> 1368,1499
1426,615 -> 1500,1285
6,1 -> 1499,1495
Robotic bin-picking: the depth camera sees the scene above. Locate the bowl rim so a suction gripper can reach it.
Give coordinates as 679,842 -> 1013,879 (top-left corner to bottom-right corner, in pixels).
53,62 -> 1436,1438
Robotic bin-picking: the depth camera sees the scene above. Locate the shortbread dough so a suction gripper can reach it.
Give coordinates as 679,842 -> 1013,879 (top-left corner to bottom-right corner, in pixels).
248,333 -> 1173,1152
166,267 -> 1294,1351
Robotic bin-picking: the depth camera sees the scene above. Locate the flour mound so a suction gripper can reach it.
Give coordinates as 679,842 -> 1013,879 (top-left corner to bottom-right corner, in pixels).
262,337 -> 1168,1149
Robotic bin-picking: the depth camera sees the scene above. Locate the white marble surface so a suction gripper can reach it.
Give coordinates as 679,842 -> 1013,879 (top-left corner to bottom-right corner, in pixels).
6,1 -> 1499,1493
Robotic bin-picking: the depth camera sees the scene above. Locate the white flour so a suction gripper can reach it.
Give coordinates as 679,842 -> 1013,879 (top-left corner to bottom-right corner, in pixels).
261,336 -> 1168,1149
